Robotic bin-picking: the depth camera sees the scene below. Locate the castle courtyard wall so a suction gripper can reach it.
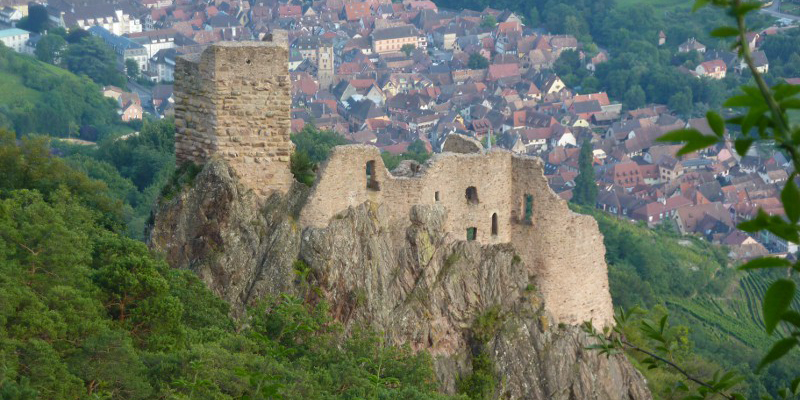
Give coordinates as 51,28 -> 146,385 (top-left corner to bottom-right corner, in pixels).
299,145 -> 613,326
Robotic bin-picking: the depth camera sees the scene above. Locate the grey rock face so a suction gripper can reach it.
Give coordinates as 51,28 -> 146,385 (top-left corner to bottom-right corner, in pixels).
149,160 -> 652,400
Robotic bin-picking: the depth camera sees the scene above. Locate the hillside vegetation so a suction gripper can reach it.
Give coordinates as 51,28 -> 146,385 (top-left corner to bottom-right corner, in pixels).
0,130 -> 463,399
0,45 -> 125,140
574,206 -> 800,398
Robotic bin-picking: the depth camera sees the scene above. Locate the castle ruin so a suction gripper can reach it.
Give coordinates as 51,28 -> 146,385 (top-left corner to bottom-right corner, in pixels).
174,42 -> 614,327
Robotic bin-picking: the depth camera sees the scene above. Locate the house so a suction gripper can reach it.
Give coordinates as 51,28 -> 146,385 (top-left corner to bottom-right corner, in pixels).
127,29 -> 177,59
678,37 -> 706,53
0,6 -> 23,24
0,28 -> 30,53
675,202 -> 733,235
343,2 -> 370,21
722,230 -> 769,260
88,26 -> 148,72
47,0 -> 142,36
371,25 -> 426,54
487,63 -> 520,81
696,59 -> 726,79
658,30 -> 666,46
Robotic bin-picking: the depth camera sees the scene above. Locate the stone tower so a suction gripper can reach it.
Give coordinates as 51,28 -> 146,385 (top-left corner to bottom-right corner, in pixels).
173,41 -> 294,196
317,40 -> 334,90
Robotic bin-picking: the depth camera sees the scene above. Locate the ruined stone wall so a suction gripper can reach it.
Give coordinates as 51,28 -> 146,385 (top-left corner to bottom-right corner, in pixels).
299,144 -> 613,327
299,145 -> 515,245
173,44 -> 613,327
174,41 -> 294,196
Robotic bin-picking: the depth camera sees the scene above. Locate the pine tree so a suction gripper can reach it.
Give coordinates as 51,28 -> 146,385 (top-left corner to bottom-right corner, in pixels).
572,140 -> 597,206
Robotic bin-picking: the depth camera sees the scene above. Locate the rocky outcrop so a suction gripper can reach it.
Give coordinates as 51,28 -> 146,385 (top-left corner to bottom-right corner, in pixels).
149,160 -> 652,400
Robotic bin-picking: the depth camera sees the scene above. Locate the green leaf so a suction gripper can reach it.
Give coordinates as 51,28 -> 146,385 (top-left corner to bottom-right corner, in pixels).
737,209 -> 770,232
781,310 -> 800,328
692,0 -> 709,11
774,83 -> 800,101
791,376 -> 800,394
734,1 -> 764,16
738,257 -> 791,270
706,111 -> 725,137
758,337 -> 797,371
763,279 -> 796,335
781,98 -> 800,110
734,138 -> 753,157
710,26 -> 739,37
781,180 -> 800,223
657,129 -> 719,155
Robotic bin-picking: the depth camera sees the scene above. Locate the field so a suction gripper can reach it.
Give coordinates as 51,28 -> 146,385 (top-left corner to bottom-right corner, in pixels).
0,72 -> 38,104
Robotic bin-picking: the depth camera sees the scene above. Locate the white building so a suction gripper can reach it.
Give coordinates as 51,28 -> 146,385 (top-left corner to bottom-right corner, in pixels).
47,1 -> 142,37
0,28 -> 31,53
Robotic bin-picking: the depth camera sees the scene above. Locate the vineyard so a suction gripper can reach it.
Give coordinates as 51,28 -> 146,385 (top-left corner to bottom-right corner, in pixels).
667,271 -> 800,352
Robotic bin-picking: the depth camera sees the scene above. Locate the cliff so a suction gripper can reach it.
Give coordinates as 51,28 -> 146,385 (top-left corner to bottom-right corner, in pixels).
149,159 -> 652,399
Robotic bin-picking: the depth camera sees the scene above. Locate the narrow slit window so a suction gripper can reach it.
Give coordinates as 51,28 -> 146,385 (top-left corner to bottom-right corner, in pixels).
524,194 -> 533,223
467,227 -> 477,241
366,160 -> 379,190
465,186 -> 479,204
491,213 -> 498,236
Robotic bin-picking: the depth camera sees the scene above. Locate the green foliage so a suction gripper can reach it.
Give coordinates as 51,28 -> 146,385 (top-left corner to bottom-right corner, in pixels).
480,14 -> 497,29
290,151 -> 316,187
125,59 -> 140,79
0,46 -> 123,139
55,118 -> 176,239
62,36 -> 126,87
35,34 -> 67,65
290,123 -> 349,164
401,43 -> 416,57
467,53 -> 489,70
0,134 -> 462,400
380,139 -> 431,171
571,140 -> 597,206
457,308 -> 502,400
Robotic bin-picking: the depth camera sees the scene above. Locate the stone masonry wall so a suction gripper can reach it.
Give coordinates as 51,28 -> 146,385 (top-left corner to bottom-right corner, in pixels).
299,144 -> 613,327
174,41 -> 294,196
173,43 -> 613,327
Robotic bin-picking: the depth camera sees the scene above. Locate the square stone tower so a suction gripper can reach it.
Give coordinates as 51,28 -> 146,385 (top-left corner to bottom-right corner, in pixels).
174,41 -> 294,195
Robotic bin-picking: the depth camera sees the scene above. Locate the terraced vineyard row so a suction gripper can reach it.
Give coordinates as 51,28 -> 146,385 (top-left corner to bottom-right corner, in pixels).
667,297 -> 774,350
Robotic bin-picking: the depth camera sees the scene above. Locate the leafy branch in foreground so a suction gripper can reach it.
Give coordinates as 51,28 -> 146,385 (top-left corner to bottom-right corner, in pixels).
584,309 -> 746,400
599,0 -> 800,397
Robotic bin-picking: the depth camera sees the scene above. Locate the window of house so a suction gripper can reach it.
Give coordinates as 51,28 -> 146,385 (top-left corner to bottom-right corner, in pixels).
491,213 -> 498,236
524,194 -> 533,223
366,160 -> 379,190
465,186 -> 479,204
467,227 -> 477,241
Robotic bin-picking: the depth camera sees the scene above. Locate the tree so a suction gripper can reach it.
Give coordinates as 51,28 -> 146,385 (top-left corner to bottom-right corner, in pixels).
125,59 -> 140,79
467,53 -> 489,70
624,85 -> 646,109
35,34 -> 67,65
668,89 -> 693,117
65,28 -> 91,44
480,14 -> 497,29
16,4 -> 49,33
401,44 -> 415,57
571,140 -> 597,206
62,37 -> 126,87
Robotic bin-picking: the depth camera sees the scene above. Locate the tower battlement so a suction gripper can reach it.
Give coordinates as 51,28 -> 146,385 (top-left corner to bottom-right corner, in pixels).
174,41 -> 294,195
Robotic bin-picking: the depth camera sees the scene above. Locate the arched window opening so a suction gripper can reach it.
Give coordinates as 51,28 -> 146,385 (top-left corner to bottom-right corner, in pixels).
466,227 -> 477,241
491,213 -> 498,236
366,160 -> 379,190
524,194 -> 533,223
465,186 -> 479,204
